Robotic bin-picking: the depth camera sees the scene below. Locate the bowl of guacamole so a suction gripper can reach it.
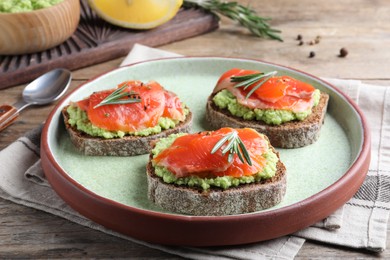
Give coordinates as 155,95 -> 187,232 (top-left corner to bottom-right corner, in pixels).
0,0 -> 80,55
0,0 -> 64,13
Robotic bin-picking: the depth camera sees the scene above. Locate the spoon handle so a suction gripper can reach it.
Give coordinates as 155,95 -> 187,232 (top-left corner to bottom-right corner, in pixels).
0,105 -> 19,131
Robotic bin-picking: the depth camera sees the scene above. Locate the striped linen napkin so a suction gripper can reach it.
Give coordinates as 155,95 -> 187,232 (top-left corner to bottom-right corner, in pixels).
0,44 -> 388,259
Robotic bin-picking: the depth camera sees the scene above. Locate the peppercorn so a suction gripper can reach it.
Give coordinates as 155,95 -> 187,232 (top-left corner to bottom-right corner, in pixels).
296,34 -> 302,40
298,40 -> 304,46
309,51 -> 315,58
339,47 -> 348,57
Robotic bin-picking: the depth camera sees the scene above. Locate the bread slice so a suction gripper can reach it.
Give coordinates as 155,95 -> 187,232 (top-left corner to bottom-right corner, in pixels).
62,106 -> 193,156
206,92 -> 329,148
147,147 -> 286,216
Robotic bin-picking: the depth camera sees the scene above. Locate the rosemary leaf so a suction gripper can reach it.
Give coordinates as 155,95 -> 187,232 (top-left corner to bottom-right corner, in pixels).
230,73 -> 263,82
183,0 -> 282,41
232,71 -> 277,99
97,98 -> 141,106
211,134 -> 231,154
235,143 -> 245,163
228,151 -> 234,163
238,139 -> 252,166
211,130 -> 252,165
222,135 -> 236,154
232,74 -> 263,89
93,83 -> 141,109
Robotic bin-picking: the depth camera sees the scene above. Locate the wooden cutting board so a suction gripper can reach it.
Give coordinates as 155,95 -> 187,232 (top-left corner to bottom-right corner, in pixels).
0,1 -> 219,90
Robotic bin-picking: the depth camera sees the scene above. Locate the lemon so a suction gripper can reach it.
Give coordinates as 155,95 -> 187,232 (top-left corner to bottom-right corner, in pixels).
88,0 -> 183,29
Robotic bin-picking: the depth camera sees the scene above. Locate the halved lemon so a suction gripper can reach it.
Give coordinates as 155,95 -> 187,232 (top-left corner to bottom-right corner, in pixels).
88,0 -> 183,29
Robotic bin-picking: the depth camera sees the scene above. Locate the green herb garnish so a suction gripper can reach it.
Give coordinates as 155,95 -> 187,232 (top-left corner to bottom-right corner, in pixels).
93,83 -> 141,109
211,131 -> 252,166
183,0 -> 282,41
231,71 -> 277,99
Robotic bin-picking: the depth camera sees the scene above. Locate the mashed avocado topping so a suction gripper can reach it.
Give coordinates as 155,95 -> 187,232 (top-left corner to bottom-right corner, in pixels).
151,133 -> 278,190
213,89 -> 321,125
0,0 -> 63,13
66,105 -> 188,138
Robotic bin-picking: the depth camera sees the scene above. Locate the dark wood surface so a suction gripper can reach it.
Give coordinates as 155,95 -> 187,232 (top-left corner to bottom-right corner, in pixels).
0,0 -> 389,258
0,0 -> 218,90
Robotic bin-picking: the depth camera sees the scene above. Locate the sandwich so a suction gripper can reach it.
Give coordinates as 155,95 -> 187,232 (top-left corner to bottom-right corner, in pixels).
62,80 -> 192,156
147,127 -> 286,216
206,68 -> 329,148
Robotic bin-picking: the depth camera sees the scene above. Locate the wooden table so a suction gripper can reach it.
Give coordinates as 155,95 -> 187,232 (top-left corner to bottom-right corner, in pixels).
0,0 -> 389,258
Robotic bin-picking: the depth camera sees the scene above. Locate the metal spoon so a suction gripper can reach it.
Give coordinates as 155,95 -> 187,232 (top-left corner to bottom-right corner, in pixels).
0,68 -> 71,131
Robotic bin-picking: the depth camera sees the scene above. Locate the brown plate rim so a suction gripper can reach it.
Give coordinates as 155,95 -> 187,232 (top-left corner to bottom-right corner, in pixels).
41,56 -> 371,246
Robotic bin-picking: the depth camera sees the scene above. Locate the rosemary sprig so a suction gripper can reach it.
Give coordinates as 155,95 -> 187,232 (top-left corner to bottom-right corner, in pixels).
183,0 -> 282,41
231,71 -> 277,99
93,83 -> 141,109
211,131 -> 252,165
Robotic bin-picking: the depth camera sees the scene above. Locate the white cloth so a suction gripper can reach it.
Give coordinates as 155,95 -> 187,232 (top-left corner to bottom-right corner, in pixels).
0,44 -> 388,259
294,83 -> 390,251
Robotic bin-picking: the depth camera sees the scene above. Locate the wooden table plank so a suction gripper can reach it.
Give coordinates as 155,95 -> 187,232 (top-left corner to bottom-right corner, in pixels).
0,0 -> 389,258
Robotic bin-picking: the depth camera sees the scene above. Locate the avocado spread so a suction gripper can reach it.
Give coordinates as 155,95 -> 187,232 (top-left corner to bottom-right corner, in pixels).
213,89 -> 321,125
66,105 -> 188,139
0,0 -> 63,13
151,134 -> 278,190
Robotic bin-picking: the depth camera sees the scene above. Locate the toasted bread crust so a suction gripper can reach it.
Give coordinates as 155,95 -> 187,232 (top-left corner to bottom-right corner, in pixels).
206,92 -> 329,148
146,147 -> 287,216
62,106 -> 192,156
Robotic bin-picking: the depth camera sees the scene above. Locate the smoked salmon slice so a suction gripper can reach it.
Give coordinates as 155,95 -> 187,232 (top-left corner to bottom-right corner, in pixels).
153,128 -> 268,178
214,68 -> 317,112
74,80 -> 186,132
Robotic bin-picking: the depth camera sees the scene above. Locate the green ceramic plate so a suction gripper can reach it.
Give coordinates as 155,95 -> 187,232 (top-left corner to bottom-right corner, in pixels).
42,57 -> 370,246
